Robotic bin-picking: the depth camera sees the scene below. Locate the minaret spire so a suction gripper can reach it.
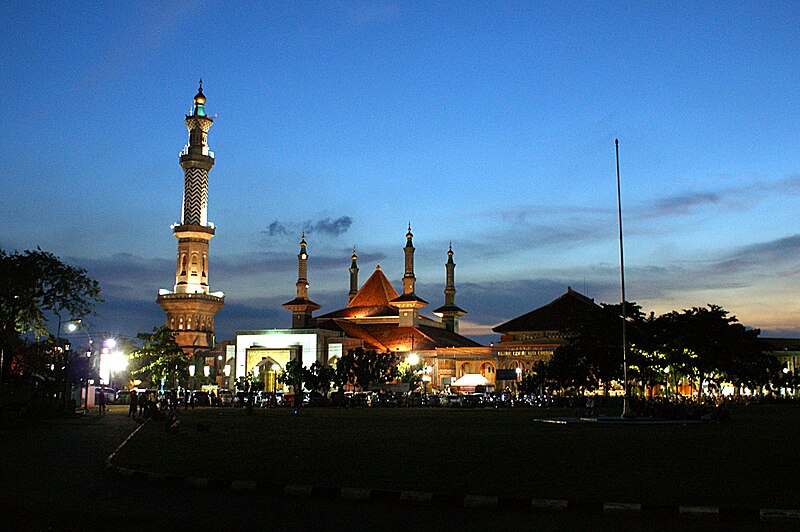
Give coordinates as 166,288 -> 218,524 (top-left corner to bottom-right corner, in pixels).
391,224 -> 428,327
403,223 -> 416,296
158,83 -> 224,356
297,232 -> 309,299
434,242 -> 467,333
181,79 -> 214,226
283,233 -> 321,328
348,246 -> 359,302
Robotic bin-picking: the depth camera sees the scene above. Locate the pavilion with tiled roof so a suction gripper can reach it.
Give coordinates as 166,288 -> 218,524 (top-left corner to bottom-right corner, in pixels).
491,287 -> 607,368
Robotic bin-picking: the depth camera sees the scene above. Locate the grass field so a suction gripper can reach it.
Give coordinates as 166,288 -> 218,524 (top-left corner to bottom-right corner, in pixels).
114,405 -> 800,508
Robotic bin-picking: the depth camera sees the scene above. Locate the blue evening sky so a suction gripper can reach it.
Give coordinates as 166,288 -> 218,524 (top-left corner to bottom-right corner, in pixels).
2,1 -> 799,343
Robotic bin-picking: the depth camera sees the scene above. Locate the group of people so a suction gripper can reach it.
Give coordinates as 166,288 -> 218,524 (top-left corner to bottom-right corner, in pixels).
126,391 -> 158,418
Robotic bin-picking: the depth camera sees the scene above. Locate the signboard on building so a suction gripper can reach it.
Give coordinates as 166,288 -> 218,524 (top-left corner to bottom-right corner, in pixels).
496,369 -> 519,381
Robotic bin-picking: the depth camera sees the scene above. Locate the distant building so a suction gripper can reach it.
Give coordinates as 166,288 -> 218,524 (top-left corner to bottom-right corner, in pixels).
235,228 -> 490,390
492,287 -> 608,369
760,337 -> 800,374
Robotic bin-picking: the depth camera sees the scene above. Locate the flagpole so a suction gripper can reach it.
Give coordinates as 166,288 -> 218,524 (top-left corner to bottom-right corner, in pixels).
616,139 -> 632,418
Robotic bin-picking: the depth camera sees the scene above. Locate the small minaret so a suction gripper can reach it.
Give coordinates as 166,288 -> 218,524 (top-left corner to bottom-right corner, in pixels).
403,223 -> 416,296
434,243 -> 467,333
391,224 -> 428,327
158,81 -> 224,355
283,233 -> 321,328
348,247 -> 359,302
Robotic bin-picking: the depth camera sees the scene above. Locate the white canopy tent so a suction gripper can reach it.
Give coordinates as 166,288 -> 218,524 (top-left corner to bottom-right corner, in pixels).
452,373 -> 494,392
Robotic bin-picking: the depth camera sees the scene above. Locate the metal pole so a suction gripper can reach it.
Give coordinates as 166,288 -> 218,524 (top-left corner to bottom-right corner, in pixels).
616,139 -> 632,418
85,340 -> 92,410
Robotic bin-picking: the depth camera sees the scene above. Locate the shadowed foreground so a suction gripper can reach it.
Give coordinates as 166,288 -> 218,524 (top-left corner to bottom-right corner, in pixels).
115,404 -> 800,509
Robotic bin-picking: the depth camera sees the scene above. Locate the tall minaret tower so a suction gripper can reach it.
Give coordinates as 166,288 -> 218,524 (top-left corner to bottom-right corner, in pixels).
157,81 -> 225,355
283,233 -> 321,328
433,243 -> 467,333
390,224 -> 428,327
402,223 -> 416,296
348,247 -> 359,302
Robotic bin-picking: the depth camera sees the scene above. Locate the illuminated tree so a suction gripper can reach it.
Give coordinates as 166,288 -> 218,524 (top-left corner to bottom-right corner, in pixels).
334,347 -> 398,391
129,327 -> 186,389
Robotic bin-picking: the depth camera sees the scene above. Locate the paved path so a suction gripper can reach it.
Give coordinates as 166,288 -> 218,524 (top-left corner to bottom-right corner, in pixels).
0,407 -> 789,530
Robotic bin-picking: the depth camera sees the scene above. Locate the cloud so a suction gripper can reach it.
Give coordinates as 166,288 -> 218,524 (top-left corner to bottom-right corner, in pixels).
480,204 -> 616,251
633,175 -> 800,222
263,216 -> 354,239
711,234 -> 800,276
306,216 -> 353,236
266,221 -> 289,237
643,191 -> 722,218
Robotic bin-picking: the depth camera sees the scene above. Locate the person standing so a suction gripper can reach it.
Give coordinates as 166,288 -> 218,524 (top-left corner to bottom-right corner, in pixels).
97,390 -> 106,415
128,391 -> 138,418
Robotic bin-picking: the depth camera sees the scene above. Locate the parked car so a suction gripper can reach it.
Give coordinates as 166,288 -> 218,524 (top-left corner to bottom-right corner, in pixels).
217,389 -> 234,406
115,389 -> 132,404
95,387 -> 116,404
446,394 -> 462,407
256,391 -> 278,408
461,393 -> 486,408
233,391 -> 252,408
190,390 -> 211,406
304,391 -> 328,407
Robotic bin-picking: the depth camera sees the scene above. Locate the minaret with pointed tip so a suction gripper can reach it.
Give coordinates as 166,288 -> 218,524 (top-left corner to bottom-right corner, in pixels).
433,243 -> 467,333
283,233 -> 321,328
348,247 -> 359,302
391,224 -> 428,327
403,223 -> 416,295
157,82 -> 224,355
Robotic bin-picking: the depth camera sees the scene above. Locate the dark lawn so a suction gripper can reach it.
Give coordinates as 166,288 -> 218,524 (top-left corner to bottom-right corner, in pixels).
113,404 -> 799,509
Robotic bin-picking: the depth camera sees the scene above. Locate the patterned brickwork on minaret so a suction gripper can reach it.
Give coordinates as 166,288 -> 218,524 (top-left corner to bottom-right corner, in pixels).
182,167 -> 210,226
158,81 -> 224,355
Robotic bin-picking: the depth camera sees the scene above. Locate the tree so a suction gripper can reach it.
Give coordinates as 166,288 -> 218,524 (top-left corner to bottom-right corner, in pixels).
334,347 -> 398,391
305,361 -> 335,397
0,248 -> 102,379
549,304 -> 626,395
129,327 -> 187,389
658,305 -> 763,400
278,359 -> 309,408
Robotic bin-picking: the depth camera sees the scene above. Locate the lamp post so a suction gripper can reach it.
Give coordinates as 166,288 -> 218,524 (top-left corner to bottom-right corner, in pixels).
271,363 -> 280,406
67,320 -> 93,411
515,367 -> 522,399
189,364 -> 196,391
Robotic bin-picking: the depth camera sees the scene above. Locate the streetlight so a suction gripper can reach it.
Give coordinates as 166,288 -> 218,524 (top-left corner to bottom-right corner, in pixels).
66,320 -> 93,410
515,367 -> 522,398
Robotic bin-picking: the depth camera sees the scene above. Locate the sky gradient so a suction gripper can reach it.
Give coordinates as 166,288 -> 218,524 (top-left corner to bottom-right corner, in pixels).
2,1 -> 799,344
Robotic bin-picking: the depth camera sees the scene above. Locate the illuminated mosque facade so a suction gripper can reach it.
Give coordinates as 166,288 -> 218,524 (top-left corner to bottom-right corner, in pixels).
157,85 -> 582,391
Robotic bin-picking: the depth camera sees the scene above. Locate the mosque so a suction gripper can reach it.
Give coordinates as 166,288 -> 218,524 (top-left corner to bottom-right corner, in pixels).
157,84 -> 586,392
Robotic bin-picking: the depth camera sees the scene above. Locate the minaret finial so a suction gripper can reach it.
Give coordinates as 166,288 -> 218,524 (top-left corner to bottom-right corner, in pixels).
192,81 -> 207,117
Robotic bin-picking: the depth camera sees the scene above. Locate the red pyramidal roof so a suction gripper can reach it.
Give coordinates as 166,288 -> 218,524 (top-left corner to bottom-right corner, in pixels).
346,266 -> 400,308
